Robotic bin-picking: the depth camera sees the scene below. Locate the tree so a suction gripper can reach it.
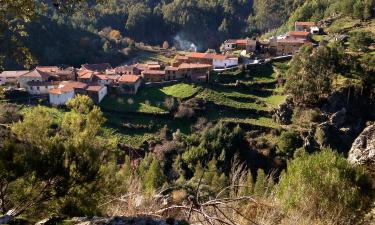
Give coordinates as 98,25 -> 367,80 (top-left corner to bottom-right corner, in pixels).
348,31 -> 373,52
277,130 -> 302,157
277,149 -> 372,224
143,156 -> 165,193
4,96 -> 115,217
285,45 -> 335,105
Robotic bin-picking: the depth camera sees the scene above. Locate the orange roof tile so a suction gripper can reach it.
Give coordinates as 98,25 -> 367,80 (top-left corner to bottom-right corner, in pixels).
86,85 -> 104,92
36,66 -> 60,73
0,70 -> 29,78
236,39 -> 248,45
142,70 -> 166,75
288,31 -> 310,37
178,63 -> 212,70
119,75 -> 141,83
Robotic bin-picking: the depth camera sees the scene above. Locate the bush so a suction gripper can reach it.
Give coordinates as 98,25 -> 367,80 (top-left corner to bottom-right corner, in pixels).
277,130 -> 301,157
276,149 -> 372,224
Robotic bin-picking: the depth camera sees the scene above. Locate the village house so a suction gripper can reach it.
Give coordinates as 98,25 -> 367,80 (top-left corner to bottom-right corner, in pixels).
81,63 -> 113,72
19,69 -> 52,89
141,70 -> 166,82
115,65 -> 142,75
118,75 -> 142,94
188,52 -> 238,69
287,31 -> 312,41
0,70 -> 29,86
27,81 -> 61,95
295,21 -> 320,34
93,74 -> 120,86
223,39 -> 257,53
171,55 -> 189,67
49,81 -> 107,105
165,63 -> 212,82
85,85 -> 108,104
276,39 -> 310,55
77,70 -> 94,83
49,81 -> 87,106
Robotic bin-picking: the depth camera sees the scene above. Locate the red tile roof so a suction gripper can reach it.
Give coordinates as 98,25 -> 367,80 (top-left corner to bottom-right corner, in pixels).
49,81 -> 88,95
188,52 -> 227,60
119,75 -> 141,83
36,66 -> 60,73
178,63 -> 212,70
236,39 -> 248,45
142,70 -> 166,75
288,31 -> 310,37
77,70 -> 94,79
0,70 -> 29,78
22,69 -> 51,79
86,85 -> 104,92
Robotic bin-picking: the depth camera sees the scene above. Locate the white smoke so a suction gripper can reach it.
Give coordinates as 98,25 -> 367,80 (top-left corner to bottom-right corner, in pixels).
173,34 -> 198,52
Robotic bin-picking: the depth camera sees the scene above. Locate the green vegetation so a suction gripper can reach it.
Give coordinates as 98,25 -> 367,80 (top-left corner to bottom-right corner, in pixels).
160,83 -> 201,99
277,149 -> 372,224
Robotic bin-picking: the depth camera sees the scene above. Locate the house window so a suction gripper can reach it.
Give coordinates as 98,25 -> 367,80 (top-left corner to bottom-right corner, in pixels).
37,86 -> 40,91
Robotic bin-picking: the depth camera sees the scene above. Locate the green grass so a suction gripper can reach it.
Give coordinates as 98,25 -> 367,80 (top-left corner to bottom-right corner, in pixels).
221,117 -> 280,129
326,17 -> 361,34
132,49 -> 172,64
101,83 -> 202,114
196,88 -> 268,111
160,83 -> 202,99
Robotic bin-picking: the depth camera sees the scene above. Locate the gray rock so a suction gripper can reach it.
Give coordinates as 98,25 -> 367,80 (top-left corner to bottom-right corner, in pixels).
273,96 -> 294,125
0,215 -> 13,224
330,108 -> 347,129
348,124 -> 375,171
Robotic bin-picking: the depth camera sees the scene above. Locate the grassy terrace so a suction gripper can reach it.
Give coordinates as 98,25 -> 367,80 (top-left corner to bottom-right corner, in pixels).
160,83 -> 202,99
100,83 -> 200,114
99,61 -> 288,146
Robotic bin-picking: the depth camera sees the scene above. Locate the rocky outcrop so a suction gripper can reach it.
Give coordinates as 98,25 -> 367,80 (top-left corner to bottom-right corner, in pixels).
273,96 -> 294,125
348,124 -> 375,171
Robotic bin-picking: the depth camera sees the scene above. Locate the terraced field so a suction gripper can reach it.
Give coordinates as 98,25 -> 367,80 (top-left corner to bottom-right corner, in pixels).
100,62 -> 289,147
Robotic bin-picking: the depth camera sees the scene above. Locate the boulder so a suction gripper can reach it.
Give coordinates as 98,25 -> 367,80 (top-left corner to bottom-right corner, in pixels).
330,108 -> 347,129
273,96 -> 294,125
0,215 -> 12,224
348,124 -> 375,171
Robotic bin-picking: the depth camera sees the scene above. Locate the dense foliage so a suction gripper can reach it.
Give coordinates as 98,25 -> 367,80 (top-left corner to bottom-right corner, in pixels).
277,149 -> 373,224
2,0 -> 374,68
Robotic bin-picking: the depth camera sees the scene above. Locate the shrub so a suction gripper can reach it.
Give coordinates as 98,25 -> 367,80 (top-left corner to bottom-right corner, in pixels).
276,149 -> 372,224
276,130 -> 301,157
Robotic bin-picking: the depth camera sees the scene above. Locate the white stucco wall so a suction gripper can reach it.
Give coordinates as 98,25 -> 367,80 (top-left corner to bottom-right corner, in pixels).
19,77 -> 43,89
213,58 -> 238,69
49,91 -> 75,106
27,85 -> 57,95
98,86 -> 108,103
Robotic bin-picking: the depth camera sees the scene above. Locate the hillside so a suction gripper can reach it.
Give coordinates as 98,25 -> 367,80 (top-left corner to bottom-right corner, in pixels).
0,0 -> 374,225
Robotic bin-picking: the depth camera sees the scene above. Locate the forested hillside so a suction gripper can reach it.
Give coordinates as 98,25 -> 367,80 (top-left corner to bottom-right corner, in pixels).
3,0 -> 374,68
1,0 -> 375,224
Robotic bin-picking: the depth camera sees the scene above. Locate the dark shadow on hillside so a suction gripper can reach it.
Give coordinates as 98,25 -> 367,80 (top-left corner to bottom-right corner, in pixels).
22,15 -> 127,68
